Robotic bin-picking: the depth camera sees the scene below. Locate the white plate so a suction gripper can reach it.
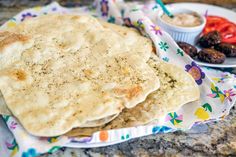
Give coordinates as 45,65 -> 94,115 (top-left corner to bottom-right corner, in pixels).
167,3 -> 236,68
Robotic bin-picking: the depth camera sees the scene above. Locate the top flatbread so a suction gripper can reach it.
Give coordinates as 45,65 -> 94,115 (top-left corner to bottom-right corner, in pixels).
66,54 -> 200,137
0,14 -> 160,136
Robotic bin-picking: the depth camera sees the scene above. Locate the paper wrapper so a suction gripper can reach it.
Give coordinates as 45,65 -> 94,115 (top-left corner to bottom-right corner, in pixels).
0,1 -> 236,156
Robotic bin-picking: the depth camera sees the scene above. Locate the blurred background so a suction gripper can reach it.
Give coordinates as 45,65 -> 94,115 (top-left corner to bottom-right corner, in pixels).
0,0 -> 235,25
0,0 -> 235,8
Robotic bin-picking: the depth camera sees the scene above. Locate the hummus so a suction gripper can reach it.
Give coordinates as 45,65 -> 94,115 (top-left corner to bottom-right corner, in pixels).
161,13 -> 202,27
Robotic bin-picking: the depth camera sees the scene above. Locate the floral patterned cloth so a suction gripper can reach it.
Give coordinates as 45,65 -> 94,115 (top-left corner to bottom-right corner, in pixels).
0,1 -> 236,157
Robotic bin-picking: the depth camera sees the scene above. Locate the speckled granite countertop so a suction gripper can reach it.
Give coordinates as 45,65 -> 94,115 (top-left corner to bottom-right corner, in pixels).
46,109 -> 236,156
1,1 -> 236,156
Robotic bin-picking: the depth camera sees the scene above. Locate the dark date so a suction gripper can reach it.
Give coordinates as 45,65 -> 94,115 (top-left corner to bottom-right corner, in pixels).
215,43 -> 236,57
198,48 -> 226,64
198,31 -> 221,48
177,41 -> 198,58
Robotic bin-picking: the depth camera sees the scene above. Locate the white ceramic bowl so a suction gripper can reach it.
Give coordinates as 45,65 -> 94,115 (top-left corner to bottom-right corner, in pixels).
157,7 -> 206,45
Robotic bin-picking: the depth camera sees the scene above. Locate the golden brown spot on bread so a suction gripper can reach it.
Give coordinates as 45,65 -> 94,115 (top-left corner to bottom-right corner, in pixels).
126,86 -> 142,100
114,86 -> 142,100
83,69 -> 93,77
114,88 -> 126,95
152,44 -> 156,54
0,31 -> 29,51
121,67 -> 130,75
11,69 -> 27,81
71,16 -> 80,20
58,43 -> 67,49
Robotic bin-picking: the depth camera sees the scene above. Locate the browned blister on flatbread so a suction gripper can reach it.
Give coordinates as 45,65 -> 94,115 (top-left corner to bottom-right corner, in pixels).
0,31 -> 29,52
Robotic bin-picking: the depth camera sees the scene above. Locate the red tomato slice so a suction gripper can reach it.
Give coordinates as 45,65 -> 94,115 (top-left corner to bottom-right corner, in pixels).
217,22 -> 236,44
223,36 -> 236,44
203,16 -> 227,34
202,16 -> 236,44
206,16 -> 228,22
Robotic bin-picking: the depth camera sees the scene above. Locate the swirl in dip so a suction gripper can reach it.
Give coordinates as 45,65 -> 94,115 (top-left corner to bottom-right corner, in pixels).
161,13 -> 202,27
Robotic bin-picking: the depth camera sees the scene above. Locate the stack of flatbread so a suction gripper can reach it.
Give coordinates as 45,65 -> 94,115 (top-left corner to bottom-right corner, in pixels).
0,14 -> 200,138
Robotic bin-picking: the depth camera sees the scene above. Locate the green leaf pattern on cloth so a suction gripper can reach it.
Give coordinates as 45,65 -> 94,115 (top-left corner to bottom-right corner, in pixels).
177,48 -> 184,56
158,41 -> 169,51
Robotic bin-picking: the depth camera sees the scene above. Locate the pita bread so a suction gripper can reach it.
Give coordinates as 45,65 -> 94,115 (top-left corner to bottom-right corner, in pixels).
0,14 -> 160,137
0,15 -> 155,127
66,54 -> 200,137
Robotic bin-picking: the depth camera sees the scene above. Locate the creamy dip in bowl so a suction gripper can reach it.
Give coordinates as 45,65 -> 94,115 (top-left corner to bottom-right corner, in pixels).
161,13 -> 202,27
157,7 -> 206,44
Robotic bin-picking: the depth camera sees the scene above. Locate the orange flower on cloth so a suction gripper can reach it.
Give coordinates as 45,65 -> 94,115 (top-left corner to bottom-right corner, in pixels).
99,131 -> 109,142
